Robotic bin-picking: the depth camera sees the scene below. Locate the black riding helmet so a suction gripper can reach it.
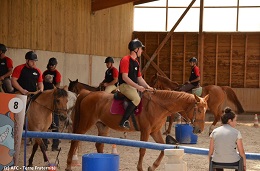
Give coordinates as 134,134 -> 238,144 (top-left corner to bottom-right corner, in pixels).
0,44 -> 7,53
128,39 -> 145,51
48,57 -> 58,65
189,57 -> 197,63
25,51 -> 38,61
104,56 -> 114,63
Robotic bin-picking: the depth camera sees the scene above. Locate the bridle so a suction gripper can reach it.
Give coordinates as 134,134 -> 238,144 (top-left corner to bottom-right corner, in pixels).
185,102 -> 204,124
34,92 -> 67,114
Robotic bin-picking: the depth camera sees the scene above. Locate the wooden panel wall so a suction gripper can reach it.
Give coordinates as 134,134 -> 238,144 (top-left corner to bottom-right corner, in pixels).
134,32 -> 260,88
0,0 -> 132,57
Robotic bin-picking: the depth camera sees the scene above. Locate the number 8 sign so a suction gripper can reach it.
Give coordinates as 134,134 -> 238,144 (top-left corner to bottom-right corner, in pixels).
8,97 -> 24,113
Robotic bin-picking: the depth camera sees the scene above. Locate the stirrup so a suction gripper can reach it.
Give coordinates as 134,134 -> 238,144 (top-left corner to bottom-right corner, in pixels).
120,120 -> 130,129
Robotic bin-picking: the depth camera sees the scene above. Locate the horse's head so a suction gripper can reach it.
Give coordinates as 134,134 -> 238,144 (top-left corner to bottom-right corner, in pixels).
68,79 -> 79,94
150,73 -> 180,91
53,87 -> 69,116
187,94 -> 209,134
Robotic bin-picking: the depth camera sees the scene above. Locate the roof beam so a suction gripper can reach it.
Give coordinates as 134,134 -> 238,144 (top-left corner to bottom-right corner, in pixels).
92,0 -> 135,12
142,0 -> 197,74
91,0 -> 157,12
134,0 -> 158,5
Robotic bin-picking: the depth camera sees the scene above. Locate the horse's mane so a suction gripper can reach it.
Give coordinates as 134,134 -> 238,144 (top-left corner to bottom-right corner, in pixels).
80,82 -> 99,89
31,91 -> 42,101
69,79 -> 100,91
56,88 -> 68,97
152,90 -> 194,103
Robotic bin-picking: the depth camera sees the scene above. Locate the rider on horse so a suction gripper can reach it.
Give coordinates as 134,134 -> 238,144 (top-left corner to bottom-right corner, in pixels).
118,39 -> 153,129
0,44 -> 14,93
100,56 -> 119,93
11,51 -> 44,95
179,57 -> 201,93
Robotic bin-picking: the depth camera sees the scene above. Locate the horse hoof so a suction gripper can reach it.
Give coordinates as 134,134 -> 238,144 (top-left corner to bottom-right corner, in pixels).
65,168 -> 72,171
27,164 -> 33,167
162,131 -> 169,135
148,166 -> 154,171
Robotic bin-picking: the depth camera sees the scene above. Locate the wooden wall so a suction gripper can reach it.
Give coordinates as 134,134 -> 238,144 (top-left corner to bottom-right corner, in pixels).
0,0 -> 133,57
133,32 -> 260,88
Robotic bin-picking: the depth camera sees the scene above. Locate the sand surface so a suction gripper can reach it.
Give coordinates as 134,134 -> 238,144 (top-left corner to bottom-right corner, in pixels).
17,121 -> 260,171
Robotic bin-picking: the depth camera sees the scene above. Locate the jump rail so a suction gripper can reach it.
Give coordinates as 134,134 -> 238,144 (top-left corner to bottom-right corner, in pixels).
22,131 -> 260,160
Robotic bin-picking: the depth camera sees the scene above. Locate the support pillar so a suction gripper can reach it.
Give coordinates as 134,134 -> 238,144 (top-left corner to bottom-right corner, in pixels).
164,149 -> 187,171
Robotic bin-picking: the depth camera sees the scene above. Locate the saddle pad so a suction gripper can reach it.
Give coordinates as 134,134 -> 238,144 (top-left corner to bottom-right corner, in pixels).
110,99 -> 142,115
192,87 -> 202,97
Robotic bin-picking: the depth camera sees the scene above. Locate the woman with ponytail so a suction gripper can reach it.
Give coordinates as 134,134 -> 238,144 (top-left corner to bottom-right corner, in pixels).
208,107 -> 246,171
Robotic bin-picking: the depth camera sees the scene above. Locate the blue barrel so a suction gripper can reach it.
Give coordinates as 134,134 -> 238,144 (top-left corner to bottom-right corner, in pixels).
82,153 -> 119,171
175,124 -> 198,144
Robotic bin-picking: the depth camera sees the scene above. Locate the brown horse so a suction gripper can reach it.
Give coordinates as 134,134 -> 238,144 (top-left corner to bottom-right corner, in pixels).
150,73 -> 244,134
68,79 -> 104,94
65,89 -> 209,171
26,87 -> 68,166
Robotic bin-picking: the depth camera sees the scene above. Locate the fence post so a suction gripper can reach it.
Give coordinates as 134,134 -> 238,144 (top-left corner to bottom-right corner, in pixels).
164,149 -> 187,171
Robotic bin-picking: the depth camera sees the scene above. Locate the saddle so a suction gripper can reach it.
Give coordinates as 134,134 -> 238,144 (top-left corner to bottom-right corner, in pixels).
192,86 -> 202,96
110,91 -> 142,115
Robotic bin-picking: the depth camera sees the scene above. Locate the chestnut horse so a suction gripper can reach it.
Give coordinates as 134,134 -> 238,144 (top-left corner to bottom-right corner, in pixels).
26,87 -> 68,166
68,79 -> 104,94
150,73 -> 244,134
66,89 -> 209,171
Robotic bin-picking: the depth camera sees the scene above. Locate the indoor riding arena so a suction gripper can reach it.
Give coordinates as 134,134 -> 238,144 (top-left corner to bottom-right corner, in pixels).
1,0 -> 260,171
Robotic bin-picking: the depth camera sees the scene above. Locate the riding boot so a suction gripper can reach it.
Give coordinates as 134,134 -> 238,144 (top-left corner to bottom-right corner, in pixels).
119,101 -> 136,129
50,113 -> 58,130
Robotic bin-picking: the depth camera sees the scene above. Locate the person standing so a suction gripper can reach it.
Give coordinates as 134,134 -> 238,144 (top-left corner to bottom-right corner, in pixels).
208,107 -> 246,171
100,56 -> 118,93
11,51 -> 43,94
118,39 -> 153,129
0,43 -> 14,93
42,57 -> 62,151
179,57 -> 200,92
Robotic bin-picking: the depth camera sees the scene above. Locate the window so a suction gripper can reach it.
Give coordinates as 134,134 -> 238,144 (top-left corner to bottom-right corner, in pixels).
134,0 -> 260,32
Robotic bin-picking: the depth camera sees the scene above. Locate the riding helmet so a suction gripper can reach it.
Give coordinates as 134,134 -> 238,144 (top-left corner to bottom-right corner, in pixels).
128,39 -> 145,51
104,56 -> 114,63
48,57 -> 58,66
189,57 -> 197,63
0,44 -> 7,53
25,51 -> 38,61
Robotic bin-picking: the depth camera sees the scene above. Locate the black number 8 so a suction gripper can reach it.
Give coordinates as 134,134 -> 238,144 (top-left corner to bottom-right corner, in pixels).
14,101 -> 19,109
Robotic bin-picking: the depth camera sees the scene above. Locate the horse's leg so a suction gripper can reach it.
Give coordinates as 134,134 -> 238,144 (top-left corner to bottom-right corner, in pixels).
28,142 -> 39,167
66,140 -> 81,171
95,121 -> 110,153
148,131 -> 165,171
163,115 -> 174,135
209,106 -> 222,135
137,130 -> 150,171
38,139 -> 49,163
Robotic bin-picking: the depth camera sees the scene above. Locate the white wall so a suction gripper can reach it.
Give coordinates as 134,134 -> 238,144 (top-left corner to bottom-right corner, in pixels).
6,48 -> 121,87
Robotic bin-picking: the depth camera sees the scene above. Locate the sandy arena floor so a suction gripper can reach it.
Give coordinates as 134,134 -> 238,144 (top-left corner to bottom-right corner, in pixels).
17,121 -> 260,171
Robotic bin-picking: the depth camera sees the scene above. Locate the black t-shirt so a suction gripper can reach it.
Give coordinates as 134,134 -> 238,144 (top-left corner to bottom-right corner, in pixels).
12,64 -> 42,92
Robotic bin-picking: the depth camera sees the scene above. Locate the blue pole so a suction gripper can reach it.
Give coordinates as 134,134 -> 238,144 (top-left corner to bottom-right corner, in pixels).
23,116 -> 28,170
23,131 -> 260,160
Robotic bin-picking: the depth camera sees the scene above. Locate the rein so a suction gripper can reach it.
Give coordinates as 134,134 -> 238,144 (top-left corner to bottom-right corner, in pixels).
143,91 -> 203,126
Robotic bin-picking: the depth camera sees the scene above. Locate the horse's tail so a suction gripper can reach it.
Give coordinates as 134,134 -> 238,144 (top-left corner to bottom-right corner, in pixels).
72,90 -> 91,133
221,86 -> 244,114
